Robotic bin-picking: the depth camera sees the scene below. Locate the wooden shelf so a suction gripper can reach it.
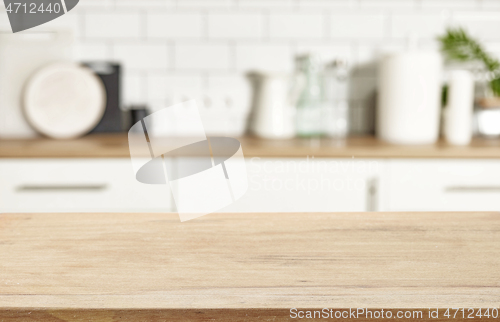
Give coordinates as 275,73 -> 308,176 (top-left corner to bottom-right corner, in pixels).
1,134 -> 500,158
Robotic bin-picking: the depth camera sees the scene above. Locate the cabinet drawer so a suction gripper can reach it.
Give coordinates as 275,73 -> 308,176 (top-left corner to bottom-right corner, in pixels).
0,159 -> 173,212
220,157 -> 382,212
387,160 -> 500,211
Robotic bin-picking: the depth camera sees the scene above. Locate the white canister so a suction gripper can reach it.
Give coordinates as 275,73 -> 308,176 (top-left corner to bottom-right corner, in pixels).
377,52 -> 443,144
443,70 -> 475,145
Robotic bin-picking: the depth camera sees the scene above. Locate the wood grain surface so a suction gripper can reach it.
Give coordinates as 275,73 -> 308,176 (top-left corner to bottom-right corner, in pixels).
1,134 -> 500,158
0,212 -> 499,320
0,308 -> 476,321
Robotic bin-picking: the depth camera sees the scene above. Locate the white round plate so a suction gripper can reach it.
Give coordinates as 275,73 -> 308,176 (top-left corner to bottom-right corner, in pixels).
24,63 -> 106,139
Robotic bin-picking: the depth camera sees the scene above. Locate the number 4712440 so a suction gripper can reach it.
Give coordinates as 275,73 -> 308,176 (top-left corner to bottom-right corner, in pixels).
5,2 -> 62,14
444,308 -> 499,319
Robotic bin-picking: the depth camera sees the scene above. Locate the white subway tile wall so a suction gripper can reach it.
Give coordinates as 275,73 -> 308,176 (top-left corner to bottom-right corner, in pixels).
147,13 -> 204,39
236,43 -> 293,72
2,0 -> 499,134
174,43 -> 232,70
113,43 -> 170,70
269,13 -> 325,39
208,13 -> 264,39
85,12 -> 142,39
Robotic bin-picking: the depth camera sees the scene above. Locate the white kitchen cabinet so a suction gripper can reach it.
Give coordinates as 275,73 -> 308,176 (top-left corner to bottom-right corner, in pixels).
0,159 -> 173,212
219,157 -> 384,212
385,159 -> 500,211
3,157 -> 498,214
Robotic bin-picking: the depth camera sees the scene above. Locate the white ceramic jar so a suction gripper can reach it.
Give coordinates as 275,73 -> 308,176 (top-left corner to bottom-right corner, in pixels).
377,51 -> 443,144
443,70 -> 475,145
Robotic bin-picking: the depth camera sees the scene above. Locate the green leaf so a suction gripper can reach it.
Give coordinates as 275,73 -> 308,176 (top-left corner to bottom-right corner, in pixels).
438,27 -> 500,97
491,77 -> 500,97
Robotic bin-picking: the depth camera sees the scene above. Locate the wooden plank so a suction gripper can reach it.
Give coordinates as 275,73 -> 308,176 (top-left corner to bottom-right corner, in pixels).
0,308 -> 477,321
1,134 -> 500,158
0,212 -> 499,317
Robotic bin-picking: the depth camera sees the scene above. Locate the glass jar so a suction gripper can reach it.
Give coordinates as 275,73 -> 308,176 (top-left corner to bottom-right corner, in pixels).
295,54 -> 324,137
322,59 -> 349,139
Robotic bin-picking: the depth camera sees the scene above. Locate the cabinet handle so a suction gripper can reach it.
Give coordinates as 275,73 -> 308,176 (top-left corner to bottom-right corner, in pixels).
366,178 -> 378,212
445,186 -> 500,193
16,184 -> 108,192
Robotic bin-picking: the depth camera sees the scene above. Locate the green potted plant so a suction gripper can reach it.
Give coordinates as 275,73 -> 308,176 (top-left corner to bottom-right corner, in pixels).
438,27 -> 500,107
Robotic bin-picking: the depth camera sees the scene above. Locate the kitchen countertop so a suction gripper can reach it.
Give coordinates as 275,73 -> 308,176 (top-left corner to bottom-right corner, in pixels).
1,133 -> 500,158
0,212 -> 499,321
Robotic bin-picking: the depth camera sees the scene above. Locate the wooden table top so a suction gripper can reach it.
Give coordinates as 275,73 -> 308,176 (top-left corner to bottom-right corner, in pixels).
1,134 -> 500,158
0,212 -> 499,321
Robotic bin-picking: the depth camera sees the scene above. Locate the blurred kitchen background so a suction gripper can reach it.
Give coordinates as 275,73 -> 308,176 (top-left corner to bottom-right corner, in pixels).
2,0 -> 500,137
1,0 -> 500,214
